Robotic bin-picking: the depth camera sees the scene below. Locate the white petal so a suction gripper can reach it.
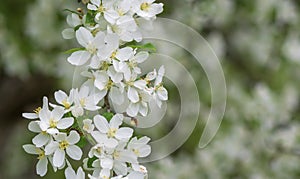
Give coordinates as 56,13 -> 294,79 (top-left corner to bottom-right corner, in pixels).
157,87 -> 168,101
139,145 -> 151,157
76,27 -> 93,47
45,142 -> 59,155
22,113 -> 38,119
114,161 -> 127,176
92,31 -> 106,48
109,87 -> 124,105
110,114 -> 123,128
126,102 -> 139,117
39,109 -> 50,123
57,117 -> 74,129
135,51 -> 149,63
54,90 -> 68,104
23,144 -> 39,154
127,87 -> 139,103
52,107 -> 65,121
115,127 -> 133,140
127,171 -> 144,179
62,28 -> 75,39
139,104 -> 148,117
101,157 -> 113,169
67,51 -> 91,66
47,128 -> 59,135
33,133 -> 49,147
65,167 -> 76,179
67,131 -> 80,145
105,138 -> 118,148
66,145 -> 82,160
93,115 -> 109,133
53,149 -> 65,167
87,4 -> 98,11
28,121 -> 42,133
91,131 -> 107,143
116,47 -> 133,61
133,80 -> 147,89
37,157 -> 48,177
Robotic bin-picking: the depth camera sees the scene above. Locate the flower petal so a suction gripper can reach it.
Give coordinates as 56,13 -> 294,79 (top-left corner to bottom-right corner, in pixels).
76,27 -> 93,47
67,51 -> 91,66
23,144 -> 39,155
115,127 -> 133,140
128,87 -> 139,103
66,145 -> 82,160
33,133 -> 49,147
28,121 -> 42,133
67,131 -> 80,145
37,157 -> 48,177
53,149 -> 65,167
126,102 -> 139,117
93,115 -> 109,133
57,117 -> 74,129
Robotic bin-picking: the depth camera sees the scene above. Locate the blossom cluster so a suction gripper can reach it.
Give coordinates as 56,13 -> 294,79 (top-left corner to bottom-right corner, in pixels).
22,0 -> 166,178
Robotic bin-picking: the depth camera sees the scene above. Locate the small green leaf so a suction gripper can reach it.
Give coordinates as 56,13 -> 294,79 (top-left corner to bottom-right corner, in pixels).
86,11 -> 96,26
127,42 -> 157,53
103,112 -> 114,121
64,47 -> 85,54
87,156 -> 98,168
76,136 -> 87,148
63,9 -> 81,16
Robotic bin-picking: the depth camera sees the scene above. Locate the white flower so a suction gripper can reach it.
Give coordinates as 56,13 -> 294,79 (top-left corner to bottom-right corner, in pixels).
72,86 -> 102,117
45,131 -> 83,167
83,119 -> 95,133
67,27 -> 105,66
65,166 -> 85,179
99,142 -> 137,176
150,66 -> 168,108
53,89 -> 75,111
93,114 -> 133,141
23,144 -> 49,176
107,15 -> 142,42
132,0 -> 163,20
87,0 -> 119,24
28,121 -> 51,147
39,106 -> 74,135
62,13 -> 84,39
22,96 -> 48,120
119,51 -> 149,81
126,90 -> 151,117
127,136 -> 151,158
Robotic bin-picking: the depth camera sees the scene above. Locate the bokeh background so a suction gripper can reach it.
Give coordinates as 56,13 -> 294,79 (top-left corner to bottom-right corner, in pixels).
1,0 -> 300,178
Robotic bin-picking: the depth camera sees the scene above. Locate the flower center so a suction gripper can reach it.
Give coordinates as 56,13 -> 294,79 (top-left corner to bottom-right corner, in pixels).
141,3 -> 150,11
49,119 -> 57,128
113,151 -> 120,159
59,140 -> 69,150
98,5 -> 105,13
62,100 -> 71,109
80,98 -> 86,107
87,44 -> 97,54
37,149 -> 45,160
107,128 -> 117,138
133,149 -> 140,156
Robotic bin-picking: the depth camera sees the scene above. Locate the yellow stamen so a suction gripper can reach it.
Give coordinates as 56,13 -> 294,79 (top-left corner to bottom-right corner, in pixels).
49,119 -> 57,128
59,140 -> 69,150
33,107 -> 42,114
107,128 -> 117,138
141,3 -> 150,11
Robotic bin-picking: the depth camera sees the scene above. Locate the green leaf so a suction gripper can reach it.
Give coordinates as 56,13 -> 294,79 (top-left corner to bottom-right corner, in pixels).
87,156 -> 98,168
127,42 -> 157,53
103,112 -> 114,121
76,136 -> 87,148
63,9 -> 81,16
64,47 -> 85,54
86,11 -> 96,26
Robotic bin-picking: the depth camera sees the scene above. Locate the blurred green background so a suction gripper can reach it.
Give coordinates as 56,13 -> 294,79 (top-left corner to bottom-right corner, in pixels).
1,0 -> 300,178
